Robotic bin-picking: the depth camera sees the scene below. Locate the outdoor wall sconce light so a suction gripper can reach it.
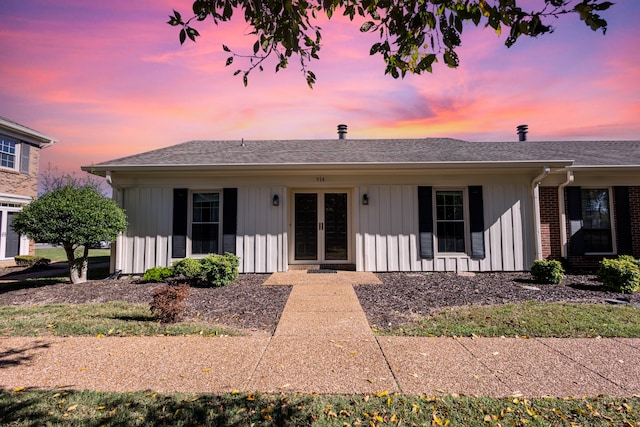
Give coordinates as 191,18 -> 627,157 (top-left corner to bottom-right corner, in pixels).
362,193 -> 369,205
272,194 -> 280,206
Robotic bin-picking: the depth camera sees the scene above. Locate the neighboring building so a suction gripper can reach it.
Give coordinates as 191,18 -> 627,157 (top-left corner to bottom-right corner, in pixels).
0,117 -> 57,264
82,126 -> 640,274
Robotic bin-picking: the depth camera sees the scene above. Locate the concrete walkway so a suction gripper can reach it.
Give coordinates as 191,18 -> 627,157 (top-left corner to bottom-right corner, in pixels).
1,271 -> 640,397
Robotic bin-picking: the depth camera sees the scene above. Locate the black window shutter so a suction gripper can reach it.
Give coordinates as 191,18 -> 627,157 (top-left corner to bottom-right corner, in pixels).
468,185 -> 485,259
222,188 -> 238,254
614,186 -> 632,255
566,187 -> 584,256
172,189 -> 188,258
19,143 -> 30,174
418,186 -> 434,259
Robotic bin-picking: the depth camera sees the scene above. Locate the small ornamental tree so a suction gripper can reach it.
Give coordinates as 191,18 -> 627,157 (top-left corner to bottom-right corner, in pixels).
12,178 -> 127,284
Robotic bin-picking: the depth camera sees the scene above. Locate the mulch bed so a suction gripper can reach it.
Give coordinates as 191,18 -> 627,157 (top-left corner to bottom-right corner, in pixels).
1,267 -> 638,334
0,268 -> 290,334
355,272 -> 640,329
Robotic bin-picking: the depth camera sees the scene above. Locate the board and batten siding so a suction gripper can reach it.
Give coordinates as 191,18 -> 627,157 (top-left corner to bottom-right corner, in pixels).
236,186 -> 287,273
113,181 -> 534,274
115,187 -> 173,274
113,185 -> 287,274
355,183 -> 534,272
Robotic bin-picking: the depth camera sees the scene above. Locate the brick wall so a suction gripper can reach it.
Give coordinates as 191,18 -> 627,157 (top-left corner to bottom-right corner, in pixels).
564,186 -> 640,272
630,187 -> 640,258
0,144 -> 40,198
0,144 -> 41,259
539,186 -> 561,260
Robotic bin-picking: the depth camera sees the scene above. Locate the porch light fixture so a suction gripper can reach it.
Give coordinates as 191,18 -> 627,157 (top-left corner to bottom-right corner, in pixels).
362,193 -> 369,205
272,194 -> 280,206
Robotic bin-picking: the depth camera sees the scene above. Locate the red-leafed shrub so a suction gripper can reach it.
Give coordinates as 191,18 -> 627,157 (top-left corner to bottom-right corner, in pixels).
149,284 -> 191,323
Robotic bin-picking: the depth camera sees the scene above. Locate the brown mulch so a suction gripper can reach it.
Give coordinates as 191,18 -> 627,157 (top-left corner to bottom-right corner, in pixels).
0,267 -> 290,334
1,266 -> 638,334
355,272 -> 640,329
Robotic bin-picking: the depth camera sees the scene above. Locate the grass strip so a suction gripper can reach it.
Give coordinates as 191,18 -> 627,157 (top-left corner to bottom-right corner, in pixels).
0,302 -> 239,337
1,390 -> 638,426
381,301 -> 640,338
35,248 -> 111,264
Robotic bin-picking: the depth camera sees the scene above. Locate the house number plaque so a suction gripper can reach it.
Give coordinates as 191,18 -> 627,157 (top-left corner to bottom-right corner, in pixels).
316,177 -> 325,182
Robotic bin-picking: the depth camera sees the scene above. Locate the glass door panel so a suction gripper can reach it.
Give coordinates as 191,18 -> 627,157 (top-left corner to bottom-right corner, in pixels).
324,193 -> 348,260
294,193 -> 318,260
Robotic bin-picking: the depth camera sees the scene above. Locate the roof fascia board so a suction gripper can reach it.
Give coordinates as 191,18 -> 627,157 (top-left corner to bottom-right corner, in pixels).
0,118 -> 57,148
0,118 -> 58,148
83,160 -> 573,175
569,165 -> 640,172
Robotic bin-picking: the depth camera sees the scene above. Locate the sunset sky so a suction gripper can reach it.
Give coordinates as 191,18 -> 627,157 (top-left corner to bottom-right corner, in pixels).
2,0 -> 639,176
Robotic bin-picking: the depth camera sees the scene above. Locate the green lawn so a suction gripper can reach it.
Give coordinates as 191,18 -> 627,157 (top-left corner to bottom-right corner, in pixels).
382,301 -> 640,338
1,390 -> 638,426
35,247 -> 110,264
0,302 -> 238,337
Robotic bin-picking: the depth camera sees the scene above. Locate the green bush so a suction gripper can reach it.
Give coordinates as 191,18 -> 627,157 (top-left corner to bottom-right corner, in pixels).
596,255 -> 640,294
14,255 -> 51,268
200,253 -> 240,287
172,258 -> 204,284
530,259 -> 565,284
143,266 -> 174,282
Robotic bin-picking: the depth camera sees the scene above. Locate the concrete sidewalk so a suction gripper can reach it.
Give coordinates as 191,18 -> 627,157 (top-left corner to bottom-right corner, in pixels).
1,271 -> 640,397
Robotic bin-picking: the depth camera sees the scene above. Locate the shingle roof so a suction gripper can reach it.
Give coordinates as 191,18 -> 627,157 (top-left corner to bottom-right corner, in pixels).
84,138 -> 640,171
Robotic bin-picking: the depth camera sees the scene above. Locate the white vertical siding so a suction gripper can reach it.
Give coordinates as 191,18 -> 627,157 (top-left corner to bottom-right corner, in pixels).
115,179 -> 534,275
236,186 -> 286,273
117,187 -> 172,274
356,182 -> 533,272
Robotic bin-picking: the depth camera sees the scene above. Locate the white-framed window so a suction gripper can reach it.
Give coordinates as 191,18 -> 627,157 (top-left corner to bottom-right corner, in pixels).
0,136 -> 17,170
190,192 -> 220,255
581,188 -> 614,254
434,189 -> 467,253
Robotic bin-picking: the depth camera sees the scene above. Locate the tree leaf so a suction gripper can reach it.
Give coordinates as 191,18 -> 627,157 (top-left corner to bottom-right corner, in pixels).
360,21 -> 374,32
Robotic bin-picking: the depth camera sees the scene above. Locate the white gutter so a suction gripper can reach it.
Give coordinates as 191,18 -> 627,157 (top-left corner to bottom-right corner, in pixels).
531,167 -> 551,261
558,170 -> 574,259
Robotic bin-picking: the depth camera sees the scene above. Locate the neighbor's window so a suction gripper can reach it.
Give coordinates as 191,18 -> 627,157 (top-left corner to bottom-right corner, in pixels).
435,190 -> 466,253
0,137 -> 17,169
581,188 -> 613,253
191,192 -> 220,254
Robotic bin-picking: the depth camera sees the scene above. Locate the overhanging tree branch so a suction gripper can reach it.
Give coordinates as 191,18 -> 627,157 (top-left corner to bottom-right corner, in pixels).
168,0 -> 613,87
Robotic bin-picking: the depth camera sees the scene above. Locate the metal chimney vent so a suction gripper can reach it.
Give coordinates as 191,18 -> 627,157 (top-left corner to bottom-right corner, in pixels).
337,124 -> 348,140
517,124 -> 528,141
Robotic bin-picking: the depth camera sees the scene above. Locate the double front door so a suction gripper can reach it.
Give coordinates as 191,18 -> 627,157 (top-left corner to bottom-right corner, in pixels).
293,191 -> 349,263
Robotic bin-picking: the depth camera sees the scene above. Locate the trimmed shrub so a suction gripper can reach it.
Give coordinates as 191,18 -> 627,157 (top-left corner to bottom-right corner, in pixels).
14,255 -> 51,268
596,255 -> 640,294
200,253 -> 240,287
172,258 -> 204,284
143,266 -> 174,283
530,259 -> 565,284
149,284 -> 191,323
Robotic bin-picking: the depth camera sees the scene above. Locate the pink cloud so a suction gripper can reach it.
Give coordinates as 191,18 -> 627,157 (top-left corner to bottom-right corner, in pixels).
2,0 -> 639,178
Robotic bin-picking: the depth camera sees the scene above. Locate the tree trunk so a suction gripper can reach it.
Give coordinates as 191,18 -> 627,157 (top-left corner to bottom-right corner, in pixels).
64,244 -> 88,284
